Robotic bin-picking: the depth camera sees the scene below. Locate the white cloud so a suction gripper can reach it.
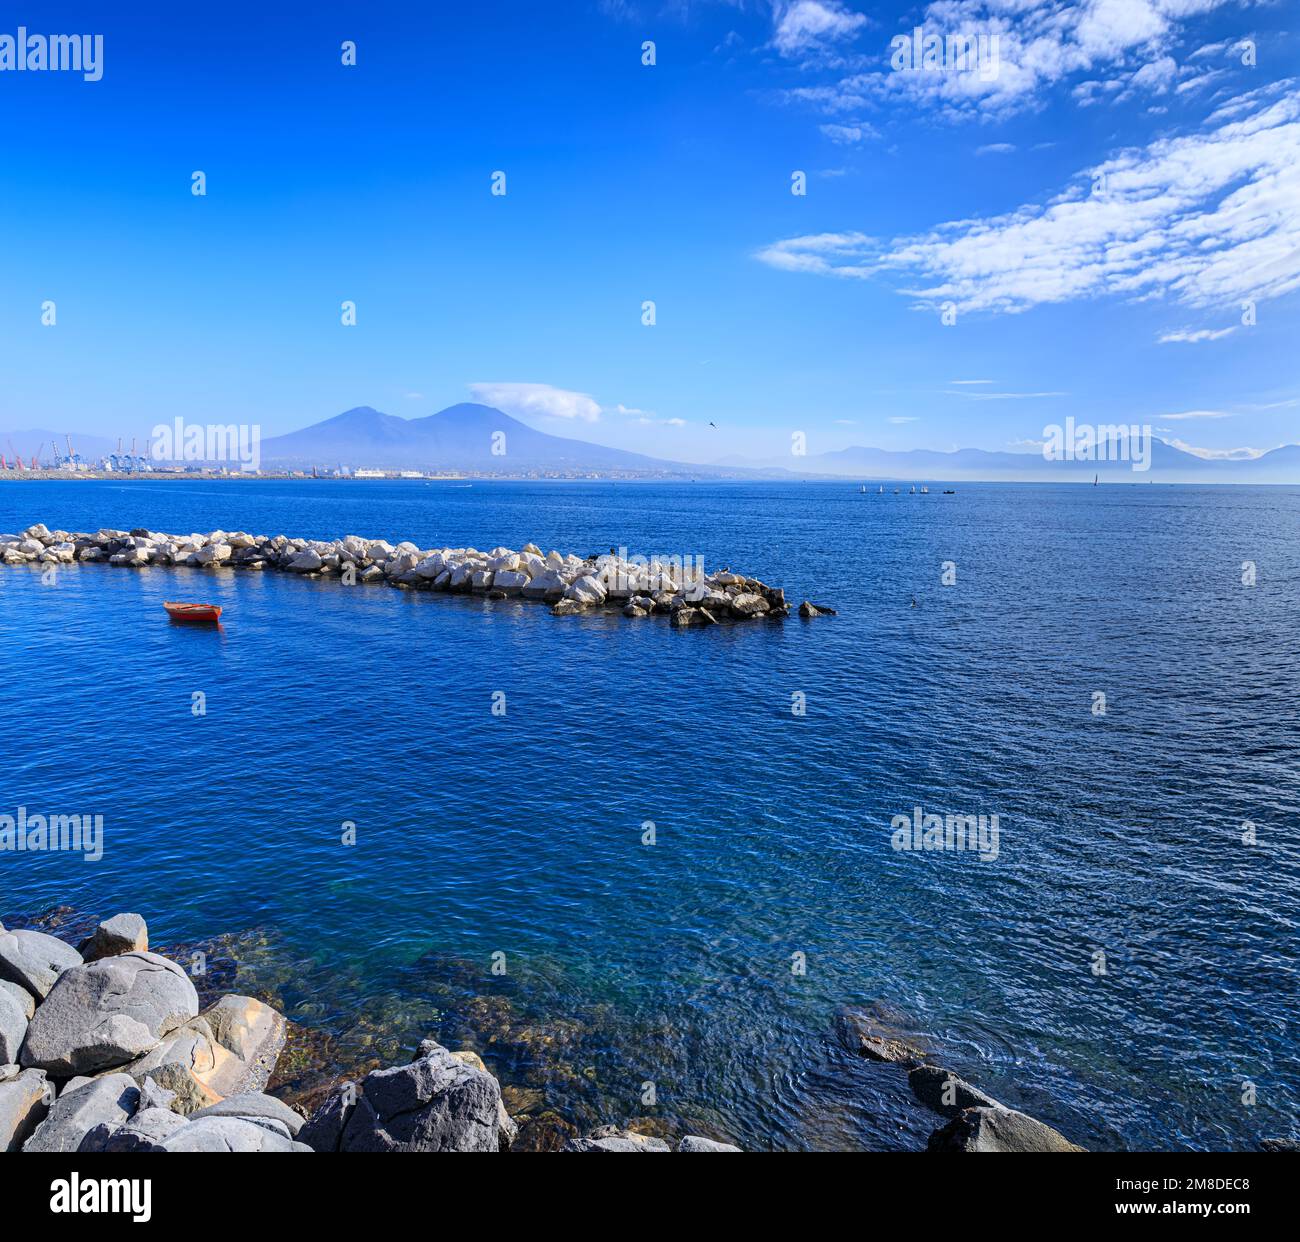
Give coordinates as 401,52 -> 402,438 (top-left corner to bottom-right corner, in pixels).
1158,326 -> 1237,342
889,416 -> 919,423
1160,409 -> 1234,419
976,143 -> 1016,155
468,382 -> 602,422
773,1 -> 868,58
785,0 -> 1244,119
757,84 -> 1300,313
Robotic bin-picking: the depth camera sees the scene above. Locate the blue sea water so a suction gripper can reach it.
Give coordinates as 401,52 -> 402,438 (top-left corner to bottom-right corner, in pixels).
1,478 -> 1296,1151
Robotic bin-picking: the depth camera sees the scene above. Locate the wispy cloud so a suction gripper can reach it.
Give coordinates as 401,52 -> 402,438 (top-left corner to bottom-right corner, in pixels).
950,390 -> 1066,400
1160,409 -> 1234,420
976,143 -> 1016,156
1158,327 -> 1237,343
781,0 -> 1248,119
757,85 -> 1300,314
820,122 -> 878,144
889,416 -> 919,423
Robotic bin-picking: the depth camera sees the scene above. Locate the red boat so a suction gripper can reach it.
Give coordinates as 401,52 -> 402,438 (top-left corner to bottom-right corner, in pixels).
164,601 -> 223,623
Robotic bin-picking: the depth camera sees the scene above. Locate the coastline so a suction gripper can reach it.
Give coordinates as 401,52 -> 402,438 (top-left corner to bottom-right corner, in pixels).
2,909 -> 1091,1153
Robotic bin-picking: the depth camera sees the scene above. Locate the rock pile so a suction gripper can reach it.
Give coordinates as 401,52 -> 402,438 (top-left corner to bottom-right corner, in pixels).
0,525 -> 823,627
1,915 -> 743,1154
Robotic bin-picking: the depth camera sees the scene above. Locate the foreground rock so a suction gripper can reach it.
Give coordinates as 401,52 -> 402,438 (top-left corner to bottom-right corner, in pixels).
564,1126 -> 672,1152
0,1070 -> 50,1151
116,993 -> 286,1113
927,1106 -> 1085,1152
20,951 -> 199,1075
23,1074 -> 140,1153
0,929 -> 82,1000
301,1038 -> 503,1152
0,525 -> 815,629
76,913 -> 148,962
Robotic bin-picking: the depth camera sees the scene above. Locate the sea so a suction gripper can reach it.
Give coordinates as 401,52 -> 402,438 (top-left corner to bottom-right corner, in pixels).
1,478 -> 1296,1151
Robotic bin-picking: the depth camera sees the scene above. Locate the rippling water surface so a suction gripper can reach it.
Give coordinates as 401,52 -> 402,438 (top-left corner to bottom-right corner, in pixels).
1,479 -> 1296,1150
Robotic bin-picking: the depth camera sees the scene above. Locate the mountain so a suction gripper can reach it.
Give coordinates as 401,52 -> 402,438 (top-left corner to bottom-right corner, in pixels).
259,404 -> 710,475
779,438 -> 1300,484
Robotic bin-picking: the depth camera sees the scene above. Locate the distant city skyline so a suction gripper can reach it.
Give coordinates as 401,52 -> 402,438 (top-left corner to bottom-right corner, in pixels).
2,2 -> 1297,468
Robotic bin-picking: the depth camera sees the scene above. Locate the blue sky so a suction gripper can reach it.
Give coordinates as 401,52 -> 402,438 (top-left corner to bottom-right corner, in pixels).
1,0 -> 1296,465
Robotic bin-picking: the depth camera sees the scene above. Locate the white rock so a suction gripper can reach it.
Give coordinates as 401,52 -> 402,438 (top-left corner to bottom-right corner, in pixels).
565,575 -> 607,606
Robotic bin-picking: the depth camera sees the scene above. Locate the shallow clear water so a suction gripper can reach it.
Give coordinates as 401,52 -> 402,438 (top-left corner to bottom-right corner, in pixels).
1,478 -> 1296,1150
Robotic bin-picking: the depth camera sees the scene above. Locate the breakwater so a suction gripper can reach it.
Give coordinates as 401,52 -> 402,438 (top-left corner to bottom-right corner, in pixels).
0,524 -> 828,626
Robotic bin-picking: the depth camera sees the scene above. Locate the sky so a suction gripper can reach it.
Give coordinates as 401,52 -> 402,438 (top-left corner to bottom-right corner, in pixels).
1,0 -> 1297,466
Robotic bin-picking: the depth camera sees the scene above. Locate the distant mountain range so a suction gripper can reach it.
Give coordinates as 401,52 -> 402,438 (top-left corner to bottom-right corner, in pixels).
5,405 -> 1299,482
258,404 -> 707,475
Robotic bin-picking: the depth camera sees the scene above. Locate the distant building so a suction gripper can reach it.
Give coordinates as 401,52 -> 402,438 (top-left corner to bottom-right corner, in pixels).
354,468 -> 386,478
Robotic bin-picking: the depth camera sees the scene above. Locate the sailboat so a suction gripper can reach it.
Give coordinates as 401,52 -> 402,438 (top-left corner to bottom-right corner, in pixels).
878,485 -> 884,494
860,484 -> 866,493
920,485 -> 929,494
1093,473 -> 1098,486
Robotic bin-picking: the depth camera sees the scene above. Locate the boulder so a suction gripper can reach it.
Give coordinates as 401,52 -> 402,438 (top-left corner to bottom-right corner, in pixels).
564,574 -> 607,606
0,929 -> 82,1000
200,994 -> 287,1093
492,570 -> 529,595
159,1115 -> 312,1153
550,599 -> 588,617
190,1092 -> 304,1135
909,1065 -> 1001,1118
76,912 -> 148,962
23,1073 -> 140,1153
20,951 -> 200,1076
729,592 -> 770,618
287,549 -> 323,572
522,569 -> 566,600
798,600 -> 837,618
79,1106 -> 188,1152
927,1106 -> 1086,1152
297,1082 -> 356,1153
193,543 -> 232,565
677,1135 -> 742,1152
0,986 -> 27,1064
0,1069 -> 50,1151
339,1039 -> 502,1152
564,1125 -> 671,1152
116,995 -> 285,1114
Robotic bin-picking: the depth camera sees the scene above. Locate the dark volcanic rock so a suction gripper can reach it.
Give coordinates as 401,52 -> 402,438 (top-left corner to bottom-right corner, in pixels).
339,1039 -> 501,1152
909,1065 -> 1002,1117
927,1106 -> 1086,1152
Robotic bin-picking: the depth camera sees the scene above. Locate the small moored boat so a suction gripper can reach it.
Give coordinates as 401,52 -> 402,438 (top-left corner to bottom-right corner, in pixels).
164,601 -> 222,623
